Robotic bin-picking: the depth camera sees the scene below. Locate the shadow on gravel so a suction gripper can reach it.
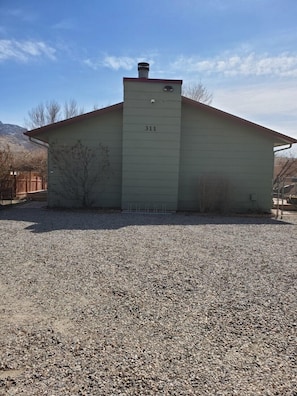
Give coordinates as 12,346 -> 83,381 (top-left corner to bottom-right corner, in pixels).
0,203 -> 294,233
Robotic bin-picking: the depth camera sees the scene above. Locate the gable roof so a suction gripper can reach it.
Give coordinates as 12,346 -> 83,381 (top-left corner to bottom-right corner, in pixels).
123,77 -> 183,85
24,97 -> 297,147
182,96 -> 297,147
24,102 -> 123,143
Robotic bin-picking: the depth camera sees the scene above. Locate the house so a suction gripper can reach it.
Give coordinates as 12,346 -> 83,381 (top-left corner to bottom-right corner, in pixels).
24,62 -> 297,212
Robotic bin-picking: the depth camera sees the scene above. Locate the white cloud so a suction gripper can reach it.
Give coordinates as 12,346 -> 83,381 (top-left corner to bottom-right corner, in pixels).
0,39 -> 56,62
84,55 -> 138,71
84,55 -> 155,71
83,58 -> 97,70
101,56 -> 136,70
172,52 -> 297,78
212,81 -> 297,140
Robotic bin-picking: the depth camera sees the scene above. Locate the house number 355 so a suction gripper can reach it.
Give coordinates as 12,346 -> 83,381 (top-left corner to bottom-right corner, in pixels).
145,125 -> 157,132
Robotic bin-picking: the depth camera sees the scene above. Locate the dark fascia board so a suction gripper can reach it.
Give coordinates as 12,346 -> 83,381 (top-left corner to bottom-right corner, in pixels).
24,102 -> 123,139
123,77 -> 183,84
24,95 -> 297,147
182,96 -> 297,146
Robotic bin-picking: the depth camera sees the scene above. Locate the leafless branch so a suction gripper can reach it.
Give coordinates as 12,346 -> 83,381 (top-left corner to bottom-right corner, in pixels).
182,82 -> 213,104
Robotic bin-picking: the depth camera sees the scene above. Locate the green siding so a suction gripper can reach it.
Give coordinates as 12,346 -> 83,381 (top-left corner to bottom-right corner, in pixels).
178,103 -> 274,212
47,109 -> 123,208
122,80 -> 182,211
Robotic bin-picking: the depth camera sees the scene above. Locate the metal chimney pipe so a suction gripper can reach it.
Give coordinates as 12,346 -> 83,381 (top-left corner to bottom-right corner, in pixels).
138,62 -> 149,78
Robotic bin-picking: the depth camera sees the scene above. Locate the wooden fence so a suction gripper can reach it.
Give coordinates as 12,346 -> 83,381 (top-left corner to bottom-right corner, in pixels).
0,171 -> 47,200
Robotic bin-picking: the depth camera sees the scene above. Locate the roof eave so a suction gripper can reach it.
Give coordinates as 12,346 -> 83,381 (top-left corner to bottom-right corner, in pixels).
182,96 -> 297,146
123,77 -> 183,84
24,102 -> 123,140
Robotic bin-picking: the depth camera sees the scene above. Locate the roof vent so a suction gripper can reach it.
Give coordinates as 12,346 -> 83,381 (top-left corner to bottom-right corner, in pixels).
138,62 -> 149,79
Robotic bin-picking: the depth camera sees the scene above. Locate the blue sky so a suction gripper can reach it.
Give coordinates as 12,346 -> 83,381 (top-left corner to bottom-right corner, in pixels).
1,0 -> 297,153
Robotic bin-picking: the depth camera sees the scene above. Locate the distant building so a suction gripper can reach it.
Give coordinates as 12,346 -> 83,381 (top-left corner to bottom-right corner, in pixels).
25,63 -> 297,212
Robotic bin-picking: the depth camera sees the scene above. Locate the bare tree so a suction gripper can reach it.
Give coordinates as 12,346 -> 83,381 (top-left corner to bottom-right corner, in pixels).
0,145 -> 12,181
27,103 -> 46,129
45,100 -> 61,124
0,145 -> 13,199
49,140 -> 110,208
273,156 -> 297,188
0,145 -> 47,180
199,173 -> 229,213
26,101 -> 61,129
13,149 -> 47,180
182,82 -> 213,104
64,99 -> 84,119
26,99 -> 85,129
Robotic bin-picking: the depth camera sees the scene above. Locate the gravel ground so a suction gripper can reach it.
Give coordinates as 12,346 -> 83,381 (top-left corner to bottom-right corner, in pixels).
0,203 -> 296,395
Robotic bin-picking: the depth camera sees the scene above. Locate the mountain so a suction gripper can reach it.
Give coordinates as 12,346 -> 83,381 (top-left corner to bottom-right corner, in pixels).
0,121 -> 36,151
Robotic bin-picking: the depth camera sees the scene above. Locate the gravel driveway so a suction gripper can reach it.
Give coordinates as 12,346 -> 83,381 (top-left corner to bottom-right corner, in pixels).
0,203 -> 296,395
